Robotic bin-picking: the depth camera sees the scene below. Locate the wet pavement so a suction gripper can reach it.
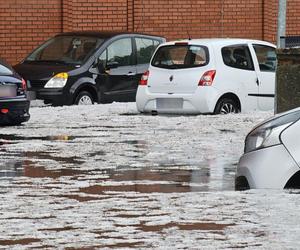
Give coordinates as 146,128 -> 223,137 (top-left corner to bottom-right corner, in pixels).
0,103 -> 300,249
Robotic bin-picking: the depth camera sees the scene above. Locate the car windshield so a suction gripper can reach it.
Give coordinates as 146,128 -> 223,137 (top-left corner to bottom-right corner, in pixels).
0,59 -> 13,76
151,44 -> 209,69
25,35 -> 104,65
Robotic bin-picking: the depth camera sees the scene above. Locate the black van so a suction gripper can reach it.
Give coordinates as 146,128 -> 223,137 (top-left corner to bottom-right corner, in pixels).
14,32 -> 165,106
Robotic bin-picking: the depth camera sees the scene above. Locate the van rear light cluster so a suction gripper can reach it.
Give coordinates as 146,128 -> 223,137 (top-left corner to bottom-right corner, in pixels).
199,70 -> 216,86
139,70 -> 150,85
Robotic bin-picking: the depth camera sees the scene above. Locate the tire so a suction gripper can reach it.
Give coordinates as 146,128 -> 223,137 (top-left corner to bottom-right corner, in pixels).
214,98 -> 240,114
74,91 -> 94,105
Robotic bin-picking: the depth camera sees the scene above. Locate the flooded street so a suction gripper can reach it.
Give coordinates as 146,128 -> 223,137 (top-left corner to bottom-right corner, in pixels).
0,103 -> 300,249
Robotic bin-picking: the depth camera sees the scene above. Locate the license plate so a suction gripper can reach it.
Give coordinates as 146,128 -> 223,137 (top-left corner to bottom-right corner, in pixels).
0,85 -> 17,98
156,98 -> 183,109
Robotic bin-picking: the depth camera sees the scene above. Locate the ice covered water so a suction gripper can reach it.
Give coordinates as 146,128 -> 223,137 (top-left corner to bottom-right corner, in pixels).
0,103 -> 298,249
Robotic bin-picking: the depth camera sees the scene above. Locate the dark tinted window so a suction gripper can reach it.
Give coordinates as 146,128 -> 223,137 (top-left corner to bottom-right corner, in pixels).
152,45 -> 208,69
253,44 -> 276,72
135,38 -> 160,64
222,45 -> 254,71
0,60 -> 13,75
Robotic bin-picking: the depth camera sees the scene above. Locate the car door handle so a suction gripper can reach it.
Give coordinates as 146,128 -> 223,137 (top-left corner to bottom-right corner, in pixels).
127,72 -> 136,76
256,78 -> 260,86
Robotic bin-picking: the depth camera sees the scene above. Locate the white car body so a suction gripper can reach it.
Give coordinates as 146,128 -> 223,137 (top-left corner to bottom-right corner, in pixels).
236,108 -> 300,189
136,38 -> 276,114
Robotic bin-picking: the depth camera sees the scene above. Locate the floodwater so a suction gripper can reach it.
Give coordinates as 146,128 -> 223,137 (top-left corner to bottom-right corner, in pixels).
0,103 -> 299,249
0,130 -> 236,193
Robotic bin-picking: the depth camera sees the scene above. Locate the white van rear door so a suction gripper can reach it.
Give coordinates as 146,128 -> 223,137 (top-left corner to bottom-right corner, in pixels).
147,44 -> 211,94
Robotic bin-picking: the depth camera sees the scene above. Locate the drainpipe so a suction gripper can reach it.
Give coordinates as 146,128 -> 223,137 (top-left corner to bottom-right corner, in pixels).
277,0 -> 287,48
275,0 -> 287,114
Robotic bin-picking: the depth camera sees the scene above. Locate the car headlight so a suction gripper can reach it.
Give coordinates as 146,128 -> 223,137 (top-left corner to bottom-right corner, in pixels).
244,110 -> 300,153
44,73 -> 68,88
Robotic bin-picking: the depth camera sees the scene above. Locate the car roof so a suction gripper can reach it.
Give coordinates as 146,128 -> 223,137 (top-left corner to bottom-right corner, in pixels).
161,38 -> 276,47
56,31 -> 164,39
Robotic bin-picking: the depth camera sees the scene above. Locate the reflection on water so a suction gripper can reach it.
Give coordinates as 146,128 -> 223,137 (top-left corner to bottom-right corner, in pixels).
24,163 -> 86,178
137,221 -> 235,232
0,161 -> 24,179
79,163 -> 235,194
0,160 -> 236,192
0,134 -> 96,142
25,152 -> 83,165
0,134 -> 73,141
0,160 -> 86,180
0,238 -> 41,246
0,150 -> 236,192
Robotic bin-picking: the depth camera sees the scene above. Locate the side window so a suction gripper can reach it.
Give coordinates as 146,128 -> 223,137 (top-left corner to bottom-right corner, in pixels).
253,45 -> 276,72
106,38 -> 133,67
222,45 -> 254,71
135,38 -> 160,64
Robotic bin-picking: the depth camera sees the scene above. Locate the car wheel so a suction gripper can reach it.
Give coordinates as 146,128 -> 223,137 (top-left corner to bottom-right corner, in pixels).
214,98 -> 239,114
74,91 -> 94,105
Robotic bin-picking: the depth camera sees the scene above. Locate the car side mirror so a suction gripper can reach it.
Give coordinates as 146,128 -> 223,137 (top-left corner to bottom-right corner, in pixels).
97,62 -> 105,73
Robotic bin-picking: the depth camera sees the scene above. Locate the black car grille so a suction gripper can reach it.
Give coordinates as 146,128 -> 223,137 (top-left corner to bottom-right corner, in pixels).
28,80 -> 47,90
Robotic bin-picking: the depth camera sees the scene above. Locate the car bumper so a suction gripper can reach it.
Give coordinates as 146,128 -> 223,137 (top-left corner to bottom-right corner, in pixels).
36,88 -> 72,106
136,86 -> 219,114
0,98 -> 30,125
236,144 -> 300,189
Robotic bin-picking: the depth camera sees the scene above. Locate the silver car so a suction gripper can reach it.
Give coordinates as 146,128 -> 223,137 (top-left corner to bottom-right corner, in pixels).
236,108 -> 300,189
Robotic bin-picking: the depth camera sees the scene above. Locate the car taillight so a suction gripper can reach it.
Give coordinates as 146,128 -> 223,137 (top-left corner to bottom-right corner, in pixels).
198,70 -> 216,86
139,70 -> 150,86
1,109 -> 9,114
21,78 -> 27,90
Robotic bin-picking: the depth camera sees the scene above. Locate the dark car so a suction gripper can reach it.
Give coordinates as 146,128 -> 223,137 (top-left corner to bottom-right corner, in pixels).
14,31 -> 165,106
0,59 -> 30,126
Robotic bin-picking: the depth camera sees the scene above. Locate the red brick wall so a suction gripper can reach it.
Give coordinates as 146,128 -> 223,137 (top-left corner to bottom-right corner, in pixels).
63,0 -> 129,32
0,0 -> 62,65
287,0 -> 300,36
263,0 -> 278,43
132,0 -> 264,41
1,0 -> 300,65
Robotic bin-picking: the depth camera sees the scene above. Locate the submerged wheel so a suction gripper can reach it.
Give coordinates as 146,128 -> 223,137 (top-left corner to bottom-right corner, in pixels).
74,91 -> 94,105
214,98 -> 239,114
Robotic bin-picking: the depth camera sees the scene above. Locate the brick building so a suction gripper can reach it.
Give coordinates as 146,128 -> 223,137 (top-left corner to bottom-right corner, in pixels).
1,0 -> 300,65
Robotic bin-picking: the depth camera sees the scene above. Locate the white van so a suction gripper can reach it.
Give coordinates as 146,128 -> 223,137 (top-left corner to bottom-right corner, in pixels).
136,39 -> 276,114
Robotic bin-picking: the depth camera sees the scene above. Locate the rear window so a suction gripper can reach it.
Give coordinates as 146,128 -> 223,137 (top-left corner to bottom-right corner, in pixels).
0,60 -> 13,75
151,45 -> 209,69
